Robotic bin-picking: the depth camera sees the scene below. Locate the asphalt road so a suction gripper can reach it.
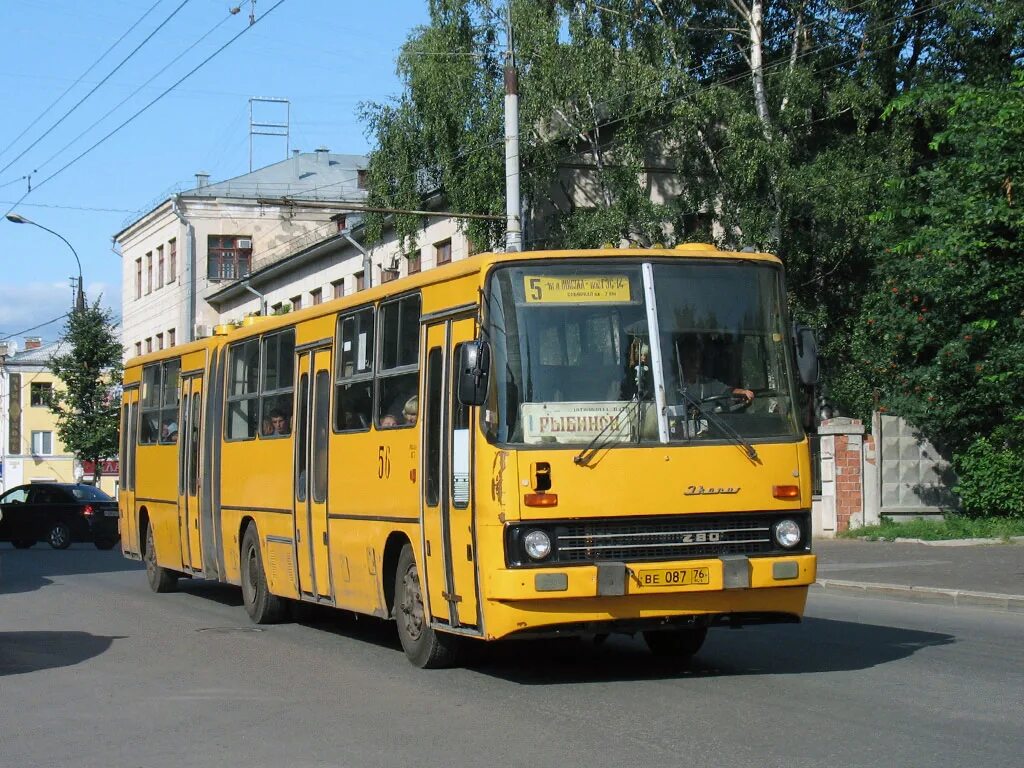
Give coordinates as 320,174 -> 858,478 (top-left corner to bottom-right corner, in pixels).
1,545 -> 1022,768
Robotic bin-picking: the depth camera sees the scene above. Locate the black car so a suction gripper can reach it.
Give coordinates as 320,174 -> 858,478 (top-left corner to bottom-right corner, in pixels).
0,483 -> 120,550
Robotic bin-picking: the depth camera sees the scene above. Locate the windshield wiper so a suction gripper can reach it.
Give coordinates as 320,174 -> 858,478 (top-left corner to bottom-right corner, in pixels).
573,399 -> 643,467
677,389 -> 759,462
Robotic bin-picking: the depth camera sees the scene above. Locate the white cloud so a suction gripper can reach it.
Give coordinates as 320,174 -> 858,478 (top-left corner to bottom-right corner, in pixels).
0,281 -> 121,344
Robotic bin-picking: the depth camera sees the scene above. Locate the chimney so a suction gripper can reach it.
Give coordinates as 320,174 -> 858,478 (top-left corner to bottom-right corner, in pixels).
25,336 -> 43,350
292,149 -> 300,157
195,171 -> 210,188
315,146 -> 329,165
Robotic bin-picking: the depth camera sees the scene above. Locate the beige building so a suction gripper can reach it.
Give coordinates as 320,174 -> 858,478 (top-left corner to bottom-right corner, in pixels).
0,338 -> 118,497
114,149 -> 370,357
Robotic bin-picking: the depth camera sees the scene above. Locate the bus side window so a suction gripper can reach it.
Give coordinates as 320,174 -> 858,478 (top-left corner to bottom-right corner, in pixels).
335,308 -> 374,431
376,295 -> 420,427
260,329 -> 295,437
226,340 -> 259,439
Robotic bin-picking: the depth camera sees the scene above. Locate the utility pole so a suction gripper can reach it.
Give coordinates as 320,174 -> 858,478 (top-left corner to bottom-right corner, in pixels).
503,8 -> 522,253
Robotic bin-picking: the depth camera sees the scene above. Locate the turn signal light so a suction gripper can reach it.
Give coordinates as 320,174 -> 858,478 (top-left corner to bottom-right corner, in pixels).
772,485 -> 800,499
524,493 -> 558,508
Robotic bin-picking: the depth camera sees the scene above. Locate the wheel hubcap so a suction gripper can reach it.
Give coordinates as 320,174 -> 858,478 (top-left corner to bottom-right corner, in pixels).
51,527 -> 67,546
400,563 -> 425,642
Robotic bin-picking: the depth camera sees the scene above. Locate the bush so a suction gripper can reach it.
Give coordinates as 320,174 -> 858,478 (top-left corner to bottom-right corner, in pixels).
954,437 -> 1024,518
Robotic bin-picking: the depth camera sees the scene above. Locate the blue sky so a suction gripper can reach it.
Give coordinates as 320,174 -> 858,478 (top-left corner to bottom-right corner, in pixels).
0,0 -> 429,346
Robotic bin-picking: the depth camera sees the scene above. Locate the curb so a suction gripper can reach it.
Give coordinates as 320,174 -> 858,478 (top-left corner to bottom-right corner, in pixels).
851,536 -> 1024,546
813,579 -> 1024,613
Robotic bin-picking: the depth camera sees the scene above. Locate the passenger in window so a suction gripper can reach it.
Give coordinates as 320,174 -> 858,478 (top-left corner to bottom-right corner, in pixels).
160,419 -> 178,442
402,395 -> 418,425
380,414 -> 399,428
263,409 -> 290,436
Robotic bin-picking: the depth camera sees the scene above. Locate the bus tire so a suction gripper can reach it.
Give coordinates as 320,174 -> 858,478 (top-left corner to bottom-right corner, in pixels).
144,522 -> 178,593
643,627 -> 708,659
240,525 -> 287,624
394,543 -> 460,669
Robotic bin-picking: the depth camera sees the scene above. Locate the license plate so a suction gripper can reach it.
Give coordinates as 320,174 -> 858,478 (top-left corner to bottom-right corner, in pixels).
634,567 -> 710,588
103,509 -> 119,517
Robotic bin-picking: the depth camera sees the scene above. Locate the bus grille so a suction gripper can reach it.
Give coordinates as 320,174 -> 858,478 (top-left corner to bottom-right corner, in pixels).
552,515 -> 780,563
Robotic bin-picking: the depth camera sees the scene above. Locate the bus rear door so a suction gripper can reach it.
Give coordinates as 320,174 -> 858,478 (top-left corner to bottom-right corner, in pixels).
178,374 -> 203,572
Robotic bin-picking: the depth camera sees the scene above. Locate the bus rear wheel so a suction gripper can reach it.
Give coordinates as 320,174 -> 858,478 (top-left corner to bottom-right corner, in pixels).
240,525 -> 286,624
144,523 -> 178,593
643,627 -> 708,659
394,543 -> 460,669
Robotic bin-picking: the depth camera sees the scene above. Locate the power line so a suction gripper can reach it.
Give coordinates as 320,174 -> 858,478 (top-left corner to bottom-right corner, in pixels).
0,0 -> 196,179
0,0 -> 164,165
34,9 -> 237,176
0,200 -> 134,213
3,0 -> 290,220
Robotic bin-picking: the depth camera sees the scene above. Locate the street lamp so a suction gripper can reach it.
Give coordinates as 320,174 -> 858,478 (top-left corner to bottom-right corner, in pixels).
5,212 -> 85,311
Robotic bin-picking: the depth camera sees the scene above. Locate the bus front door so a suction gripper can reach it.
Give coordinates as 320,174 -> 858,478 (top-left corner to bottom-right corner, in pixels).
294,348 -> 333,601
178,375 -> 203,572
422,316 -> 480,631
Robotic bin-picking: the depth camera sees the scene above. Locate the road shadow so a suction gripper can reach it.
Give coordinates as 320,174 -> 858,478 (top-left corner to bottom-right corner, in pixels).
176,578 -> 244,608
0,545 -> 142,595
468,617 -> 955,684
0,631 -> 124,677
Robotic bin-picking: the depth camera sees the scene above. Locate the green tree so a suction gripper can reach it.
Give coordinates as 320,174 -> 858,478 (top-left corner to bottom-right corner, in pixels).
48,301 -> 124,484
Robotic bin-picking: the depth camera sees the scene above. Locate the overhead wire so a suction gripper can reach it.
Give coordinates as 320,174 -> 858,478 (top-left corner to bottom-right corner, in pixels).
0,0 -> 164,165
3,0 -> 290,220
0,0 -> 196,179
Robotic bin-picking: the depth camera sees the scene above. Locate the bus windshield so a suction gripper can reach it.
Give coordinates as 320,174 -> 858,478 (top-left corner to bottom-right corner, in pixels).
484,259 -> 801,446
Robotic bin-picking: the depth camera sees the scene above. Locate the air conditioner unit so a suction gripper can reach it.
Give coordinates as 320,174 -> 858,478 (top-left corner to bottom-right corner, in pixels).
193,324 -> 209,339
237,238 -> 253,250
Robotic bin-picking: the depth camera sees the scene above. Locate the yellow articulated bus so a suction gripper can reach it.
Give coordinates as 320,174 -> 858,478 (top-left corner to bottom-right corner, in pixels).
120,244 -> 820,667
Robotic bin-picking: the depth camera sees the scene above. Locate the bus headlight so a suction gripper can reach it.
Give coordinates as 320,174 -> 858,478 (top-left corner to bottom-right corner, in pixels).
523,530 -> 552,561
773,519 -> 802,549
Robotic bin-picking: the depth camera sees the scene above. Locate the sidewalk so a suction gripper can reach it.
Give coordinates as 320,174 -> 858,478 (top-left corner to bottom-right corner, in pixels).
812,539 -> 1024,612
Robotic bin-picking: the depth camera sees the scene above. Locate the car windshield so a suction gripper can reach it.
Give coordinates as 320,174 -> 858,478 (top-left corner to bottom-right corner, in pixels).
483,259 -> 801,446
70,485 -> 114,501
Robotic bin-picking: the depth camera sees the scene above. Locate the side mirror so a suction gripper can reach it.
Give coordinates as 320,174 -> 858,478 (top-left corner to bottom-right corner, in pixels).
792,324 -> 820,386
457,340 -> 491,407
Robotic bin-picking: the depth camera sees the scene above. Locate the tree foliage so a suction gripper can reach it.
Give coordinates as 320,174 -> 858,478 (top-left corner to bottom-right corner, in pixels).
361,0 -> 1022,447
48,302 -> 123,483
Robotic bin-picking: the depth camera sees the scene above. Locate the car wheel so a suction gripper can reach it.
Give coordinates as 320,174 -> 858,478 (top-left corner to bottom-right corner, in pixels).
48,522 -> 72,550
394,543 -> 461,668
144,523 -> 178,593
12,539 -> 35,549
240,524 -> 287,624
642,626 -> 708,659
94,538 -> 118,550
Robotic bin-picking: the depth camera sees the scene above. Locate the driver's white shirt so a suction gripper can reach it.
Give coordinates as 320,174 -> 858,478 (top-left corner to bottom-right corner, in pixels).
680,376 -> 731,401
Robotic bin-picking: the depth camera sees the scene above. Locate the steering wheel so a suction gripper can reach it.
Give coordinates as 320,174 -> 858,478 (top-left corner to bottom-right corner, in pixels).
699,392 -> 752,414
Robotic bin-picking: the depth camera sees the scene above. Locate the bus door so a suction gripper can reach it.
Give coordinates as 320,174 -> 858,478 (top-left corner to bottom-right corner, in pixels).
422,316 -> 480,631
294,347 -> 334,601
177,375 -> 203,572
119,386 -> 139,556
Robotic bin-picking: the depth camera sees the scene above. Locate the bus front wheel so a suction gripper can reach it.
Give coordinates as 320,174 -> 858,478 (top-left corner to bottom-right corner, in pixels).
240,525 -> 287,624
643,627 -> 708,659
394,543 -> 460,669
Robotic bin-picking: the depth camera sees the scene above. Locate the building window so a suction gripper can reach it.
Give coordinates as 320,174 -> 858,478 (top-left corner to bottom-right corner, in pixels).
381,266 -> 398,284
31,430 -> 53,455
30,382 -> 52,407
145,337 -> 152,354
354,271 -> 365,292
135,259 -> 142,299
332,279 -> 344,299
135,341 -> 142,357
310,288 -> 322,306
271,302 -> 283,314
168,328 -> 176,347
290,295 -> 302,311
156,245 -> 165,289
357,169 -> 368,189
146,251 -> 153,293
168,239 -> 177,282
334,215 -> 347,232
408,250 -> 421,275
156,332 -> 164,350
208,235 -> 253,281
435,238 -> 452,265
